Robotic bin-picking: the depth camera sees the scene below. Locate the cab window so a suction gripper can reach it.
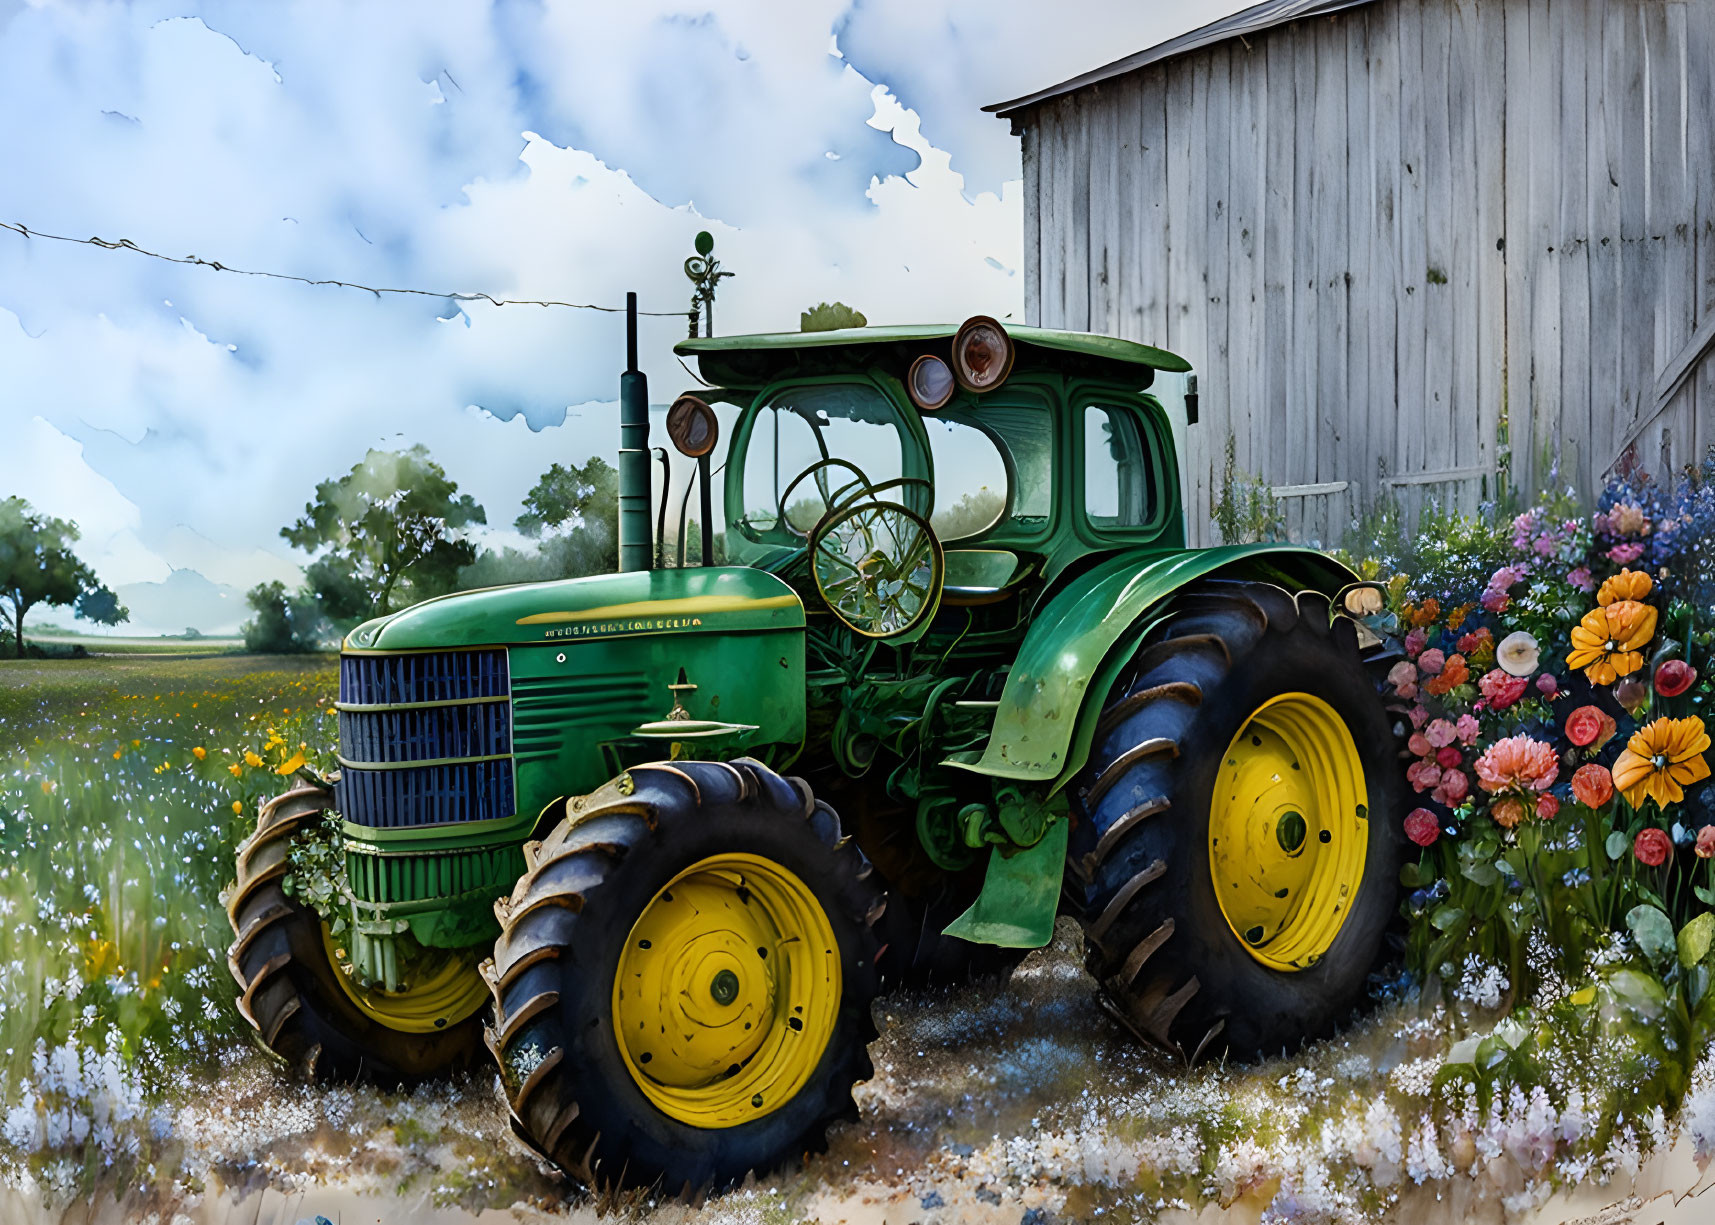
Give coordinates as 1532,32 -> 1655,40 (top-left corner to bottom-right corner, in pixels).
1084,404 -> 1159,529
737,383 -> 907,536
923,416 -> 1006,540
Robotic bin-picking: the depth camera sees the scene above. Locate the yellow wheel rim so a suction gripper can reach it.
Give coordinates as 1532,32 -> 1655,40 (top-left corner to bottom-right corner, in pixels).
1209,693 -> 1369,972
319,925 -> 489,1034
612,853 -> 841,1129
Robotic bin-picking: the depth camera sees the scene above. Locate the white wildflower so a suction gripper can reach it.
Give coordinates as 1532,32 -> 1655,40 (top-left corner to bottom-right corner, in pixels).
1406,1114 -> 1448,1183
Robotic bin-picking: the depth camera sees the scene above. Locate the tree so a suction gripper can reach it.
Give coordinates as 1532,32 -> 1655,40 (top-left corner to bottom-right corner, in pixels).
459,457 -> 618,587
242,581 -> 326,653
801,302 -> 867,332
282,447 -> 486,624
516,456 -> 617,540
0,497 -> 129,657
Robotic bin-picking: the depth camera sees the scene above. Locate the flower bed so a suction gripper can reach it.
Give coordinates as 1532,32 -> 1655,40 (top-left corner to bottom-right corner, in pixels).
1370,453 -> 1715,1137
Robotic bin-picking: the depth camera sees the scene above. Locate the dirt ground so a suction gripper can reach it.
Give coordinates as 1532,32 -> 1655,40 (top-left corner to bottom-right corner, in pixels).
6,921 -> 1715,1225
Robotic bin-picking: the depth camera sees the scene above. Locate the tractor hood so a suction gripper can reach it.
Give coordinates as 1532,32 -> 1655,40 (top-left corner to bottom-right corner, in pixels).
343,566 -> 804,652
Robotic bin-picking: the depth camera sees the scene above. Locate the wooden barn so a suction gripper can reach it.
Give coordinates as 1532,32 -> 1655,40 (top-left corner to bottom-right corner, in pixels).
988,0 -> 1715,546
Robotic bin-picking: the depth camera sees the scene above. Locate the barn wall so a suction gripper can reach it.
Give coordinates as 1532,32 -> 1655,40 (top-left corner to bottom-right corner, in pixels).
1020,0 -> 1715,547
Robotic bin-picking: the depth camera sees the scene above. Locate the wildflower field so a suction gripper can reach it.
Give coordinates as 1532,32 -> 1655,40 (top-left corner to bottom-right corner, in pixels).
5,457 -> 1715,1224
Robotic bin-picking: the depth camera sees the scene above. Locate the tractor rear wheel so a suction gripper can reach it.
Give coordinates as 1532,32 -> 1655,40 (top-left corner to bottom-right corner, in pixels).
1068,580 -> 1402,1062
484,758 -> 885,1193
225,781 -> 487,1083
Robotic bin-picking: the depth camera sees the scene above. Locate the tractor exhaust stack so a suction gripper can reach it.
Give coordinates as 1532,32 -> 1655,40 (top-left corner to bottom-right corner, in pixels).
618,291 -> 653,572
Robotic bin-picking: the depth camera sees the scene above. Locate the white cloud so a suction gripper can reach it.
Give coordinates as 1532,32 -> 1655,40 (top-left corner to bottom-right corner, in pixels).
0,1 -> 1230,629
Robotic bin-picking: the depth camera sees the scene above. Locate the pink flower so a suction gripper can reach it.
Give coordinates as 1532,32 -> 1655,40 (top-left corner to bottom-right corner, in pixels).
1474,735 -> 1560,794
1609,542 -> 1645,564
1533,534 -> 1557,557
1436,745 -> 1463,770
1433,770 -> 1469,806
1567,567 -> 1594,592
1425,719 -> 1457,749
1536,793 -> 1560,821
1405,627 -> 1429,658
1455,714 -> 1481,745
1408,732 -> 1433,757
1656,659 -> 1698,698
1697,825 -> 1715,860
1387,660 -> 1419,699
1407,759 -> 1444,793
1418,648 -> 1446,676
1404,808 -> 1441,847
1535,672 -> 1559,697
1482,589 -> 1511,613
1479,668 -> 1530,710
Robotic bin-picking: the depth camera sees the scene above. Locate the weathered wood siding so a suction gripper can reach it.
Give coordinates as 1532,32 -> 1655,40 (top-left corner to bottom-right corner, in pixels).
1019,0 -> 1715,546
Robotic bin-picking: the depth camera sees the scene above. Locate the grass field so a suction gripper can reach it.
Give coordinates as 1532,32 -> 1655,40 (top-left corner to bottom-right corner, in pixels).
14,633 -> 246,658
0,653 -> 339,1190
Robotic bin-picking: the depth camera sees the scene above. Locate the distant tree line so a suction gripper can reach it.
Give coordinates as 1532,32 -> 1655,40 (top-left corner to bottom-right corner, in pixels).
243,446 -> 618,652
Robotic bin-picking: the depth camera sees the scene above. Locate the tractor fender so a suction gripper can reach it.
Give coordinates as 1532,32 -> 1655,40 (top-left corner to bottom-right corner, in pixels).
943,543 -> 1356,792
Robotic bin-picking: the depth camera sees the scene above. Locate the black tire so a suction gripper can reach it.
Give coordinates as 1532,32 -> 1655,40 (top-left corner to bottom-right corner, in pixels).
483,758 -> 885,1193
225,782 -> 485,1083
1068,579 -> 1404,1062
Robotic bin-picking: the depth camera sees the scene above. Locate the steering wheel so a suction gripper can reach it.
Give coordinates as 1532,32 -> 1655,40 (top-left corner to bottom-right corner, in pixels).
809,500 -> 945,639
778,458 -> 935,539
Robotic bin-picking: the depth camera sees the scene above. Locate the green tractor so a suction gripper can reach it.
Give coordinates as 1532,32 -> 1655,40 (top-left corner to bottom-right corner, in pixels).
227,310 -> 1405,1190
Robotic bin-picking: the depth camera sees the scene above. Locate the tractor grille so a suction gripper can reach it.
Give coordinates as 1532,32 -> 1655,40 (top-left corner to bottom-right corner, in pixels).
334,649 -> 515,829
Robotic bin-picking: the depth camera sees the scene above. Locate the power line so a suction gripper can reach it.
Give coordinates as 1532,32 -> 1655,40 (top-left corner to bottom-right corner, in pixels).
0,220 -> 692,316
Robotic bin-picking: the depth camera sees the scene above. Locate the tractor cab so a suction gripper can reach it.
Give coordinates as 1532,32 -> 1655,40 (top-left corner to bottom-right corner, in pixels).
670,320 -> 1193,642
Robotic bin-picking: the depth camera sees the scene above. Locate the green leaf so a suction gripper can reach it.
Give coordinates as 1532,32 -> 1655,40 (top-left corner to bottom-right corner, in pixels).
1606,831 -> 1629,861
1680,913 -> 1715,968
1400,862 -> 1423,888
1627,904 -> 1677,969
1494,857 -> 1517,878
1431,904 -> 1468,932
1461,861 -> 1501,887
1696,885 -> 1715,906
1690,964 -> 1711,1009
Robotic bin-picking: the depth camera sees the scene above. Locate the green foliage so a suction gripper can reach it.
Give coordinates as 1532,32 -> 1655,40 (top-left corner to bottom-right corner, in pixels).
282,446 -> 485,624
1210,432 -> 1285,545
0,496 -> 128,658
458,457 -> 618,589
514,456 -> 616,540
800,301 -> 867,332
931,487 -> 1006,541
241,580 -> 327,653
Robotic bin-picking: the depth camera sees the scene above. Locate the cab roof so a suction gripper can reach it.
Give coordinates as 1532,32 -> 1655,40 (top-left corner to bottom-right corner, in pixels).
674,323 -> 1191,390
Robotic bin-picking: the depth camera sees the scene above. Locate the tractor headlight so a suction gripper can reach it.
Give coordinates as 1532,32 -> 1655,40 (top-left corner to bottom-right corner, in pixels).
907,354 -> 956,411
666,395 -> 720,457
951,315 -> 1014,393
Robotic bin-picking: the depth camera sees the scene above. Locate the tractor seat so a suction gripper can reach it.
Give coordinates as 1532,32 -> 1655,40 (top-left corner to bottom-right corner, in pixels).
941,549 -> 1033,606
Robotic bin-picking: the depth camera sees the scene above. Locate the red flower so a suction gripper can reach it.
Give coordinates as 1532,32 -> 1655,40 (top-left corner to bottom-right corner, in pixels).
1698,825 -> 1715,860
1433,769 -> 1469,806
1571,763 -> 1614,808
1656,659 -> 1698,698
1479,668 -> 1530,710
1407,759 -> 1444,793
1436,745 -> 1464,769
1565,704 -> 1618,750
1634,827 -> 1672,867
1404,808 -> 1441,847
1536,793 -> 1560,820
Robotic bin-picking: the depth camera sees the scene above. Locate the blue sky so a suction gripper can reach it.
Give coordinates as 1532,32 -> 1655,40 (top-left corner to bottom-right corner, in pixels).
0,0 -> 1235,634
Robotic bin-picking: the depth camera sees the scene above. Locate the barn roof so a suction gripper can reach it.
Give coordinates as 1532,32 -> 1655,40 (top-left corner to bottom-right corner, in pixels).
985,0 -> 1376,119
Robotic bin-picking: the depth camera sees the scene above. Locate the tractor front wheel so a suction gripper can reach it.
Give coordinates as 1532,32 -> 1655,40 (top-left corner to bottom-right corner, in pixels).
484,758 -> 886,1193
1069,580 -> 1403,1062
225,782 -> 486,1083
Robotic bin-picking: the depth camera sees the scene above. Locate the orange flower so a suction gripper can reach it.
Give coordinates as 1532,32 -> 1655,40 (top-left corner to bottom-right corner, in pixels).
1612,716 -> 1711,808
1491,795 -> 1528,829
192,746 -> 207,760
1597,568 -> 1653,606
1571,763 -> 1615,808
1409,598 -> 1441,628
1424,654 -> 1469,696
1566,600 -> 1657,685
